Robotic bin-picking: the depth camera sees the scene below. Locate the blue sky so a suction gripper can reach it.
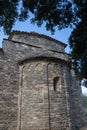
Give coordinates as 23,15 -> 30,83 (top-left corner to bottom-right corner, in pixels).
0,19 -> 87,95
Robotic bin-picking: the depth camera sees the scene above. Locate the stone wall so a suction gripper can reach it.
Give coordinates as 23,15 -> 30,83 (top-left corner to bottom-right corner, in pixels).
69,70 -> 87,129
0,31 -> 86,130
0,50 -> 19,130
17,60 -> 71,130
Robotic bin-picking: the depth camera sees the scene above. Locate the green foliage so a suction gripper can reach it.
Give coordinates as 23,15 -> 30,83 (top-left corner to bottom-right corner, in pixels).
0,0 -> 19,34
69,21 -> 87,79
82,95 -> 87,116
68,0 -> 87,80
0,0 -> 76,34
27,0 -> 74,33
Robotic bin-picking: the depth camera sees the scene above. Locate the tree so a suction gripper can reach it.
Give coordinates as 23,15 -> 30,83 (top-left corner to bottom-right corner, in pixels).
0,0 -> 87,80
69,21 -> 87,79
0,0 -> 75,34
0,0 -> 19,34
69,0 -> 87,80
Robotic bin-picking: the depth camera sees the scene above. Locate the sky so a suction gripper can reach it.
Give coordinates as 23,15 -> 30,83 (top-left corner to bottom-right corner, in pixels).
0,19 -> 87,95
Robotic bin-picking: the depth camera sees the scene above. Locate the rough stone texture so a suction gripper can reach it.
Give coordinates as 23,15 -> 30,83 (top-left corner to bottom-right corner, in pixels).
0,51 -> 19,130
0,31 -> 87,130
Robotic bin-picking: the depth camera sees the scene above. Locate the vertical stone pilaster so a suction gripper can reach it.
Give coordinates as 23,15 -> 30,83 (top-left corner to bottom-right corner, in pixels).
63,65 -> 72,130
18,61 -> 50,130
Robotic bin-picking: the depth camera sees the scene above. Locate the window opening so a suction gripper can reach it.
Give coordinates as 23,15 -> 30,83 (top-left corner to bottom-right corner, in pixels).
53,76 -> 59,91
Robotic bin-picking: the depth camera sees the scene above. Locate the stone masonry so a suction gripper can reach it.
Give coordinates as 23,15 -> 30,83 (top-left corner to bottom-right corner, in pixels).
0,31 -> 87,130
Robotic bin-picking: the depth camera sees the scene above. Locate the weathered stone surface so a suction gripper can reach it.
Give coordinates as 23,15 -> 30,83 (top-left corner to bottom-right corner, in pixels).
0,31 -> 86,130
2,39 -> 69,62
0,55 -> 19,130
8,31 -> 66,52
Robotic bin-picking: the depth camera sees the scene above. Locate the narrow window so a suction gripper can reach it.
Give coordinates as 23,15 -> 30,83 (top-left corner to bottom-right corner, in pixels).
53,77 -> 59,91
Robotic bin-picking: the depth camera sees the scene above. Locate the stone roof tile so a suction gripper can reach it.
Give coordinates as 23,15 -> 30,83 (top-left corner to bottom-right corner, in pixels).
9,30 -> 67,47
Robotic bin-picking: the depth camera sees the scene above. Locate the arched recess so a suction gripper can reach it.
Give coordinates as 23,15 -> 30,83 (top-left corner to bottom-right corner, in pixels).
53,76 -> 61,92
53,76 -> 59,91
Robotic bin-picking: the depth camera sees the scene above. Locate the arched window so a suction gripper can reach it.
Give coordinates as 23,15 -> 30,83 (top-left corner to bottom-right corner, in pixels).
53,76 -> 59,91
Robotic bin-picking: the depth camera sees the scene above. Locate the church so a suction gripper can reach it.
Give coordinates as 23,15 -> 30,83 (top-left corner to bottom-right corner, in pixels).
0,31 -> 86,130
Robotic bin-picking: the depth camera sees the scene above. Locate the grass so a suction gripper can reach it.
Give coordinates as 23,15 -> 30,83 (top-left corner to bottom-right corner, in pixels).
79,125 -> 87,130
84,108 -> 87,116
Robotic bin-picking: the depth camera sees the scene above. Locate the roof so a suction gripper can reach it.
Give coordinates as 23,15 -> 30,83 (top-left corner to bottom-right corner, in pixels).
9,30 -> 67,47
